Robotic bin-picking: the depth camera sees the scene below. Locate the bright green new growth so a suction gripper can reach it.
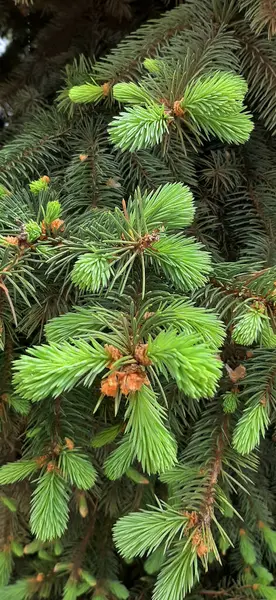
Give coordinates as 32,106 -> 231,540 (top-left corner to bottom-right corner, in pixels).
222,390 -> 239,413
13,254 -> 224,478
104,437 -> 136,481
25,220 -> 42,243
44,200 -> 62,223
13,340 -> 110,400
10,542 -> 24,558
69,82 -> 105,104
107,581 -> 129,599
29,177 -> 49,194
91,424 -> 122,448
253,565 -> 274,584
233,402 -> 270,454
181,72 -> 253,143
1,579 -> 31,600
0,550 -> 13,588
113,503 -> 188,559
57,182 -> 212,296
257,585 -> 276,600
143,58 -> 161,73
109,71 -> 253,151
71,254 -> 113,293
112,82 -> 153,105
108,103 -> 169,151
232,304 -> 269,346
2,3 -> 276,600
124,386 -> 177,473
239,530 -> 257,565
0,460 -> 39,484
260,524 -> 276,552
153,544 -> 199,600
134,182 -> 195,230
0,185 -> 10,198
144,546 -> 165,574
30,471 -> 70,541
147,235 -> 212,291
147,330 -> 222,399
0,496 -> 17,513
58,450 -> 97,489
0,451 -> 97,543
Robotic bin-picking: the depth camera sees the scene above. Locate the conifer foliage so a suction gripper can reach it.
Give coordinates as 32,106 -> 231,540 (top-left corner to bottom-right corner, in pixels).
1,1 -> 276,599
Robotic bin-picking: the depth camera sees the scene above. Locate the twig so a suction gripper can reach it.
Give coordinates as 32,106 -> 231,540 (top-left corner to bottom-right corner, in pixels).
200,586 -> 253,597
0,282 -> 17,326
122,198 -> 129,221
72,499 -> 98,578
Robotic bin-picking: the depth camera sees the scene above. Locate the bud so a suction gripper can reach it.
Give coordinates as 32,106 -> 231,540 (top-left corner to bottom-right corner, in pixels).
173,100 -> 185,117
222,391 -> 238,414
64,437 -> 75,450
78,493 -> 88,518
54,541 -> 63,556
106,178 -> 121,188
38,549 -> 54,561
25,220 -> 42,243
53,562 -> 73,573
143,58 -> 161,73
0,496 -> 17,512
45,200 -> 61,224
24,539 -> 42,554
69,83 -> 104,104
126,468 -> 149,485
47,462 -> 56,472
11,540 -> 24,557
2,236 -> 19,246
29,177 -> 50,194
80,570 -> 97,587
50,218 -> 65,233
101,82 -> 110,96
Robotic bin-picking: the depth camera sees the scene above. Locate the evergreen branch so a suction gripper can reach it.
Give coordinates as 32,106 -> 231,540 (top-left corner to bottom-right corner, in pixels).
199,585 -> 254,596
182,72 -> 253,144
153,542 -> 199,600
147,329 -> 222,399
130,182 -> 195,231
233,350 -> 276,454
146,234 -> 212,292
124,386 -> 177,474
104,436 -> 136,480
109,103 -> 169,152
13,340 -> 110,401
238,27 -> 276,134
30,470 -> 70,541
0,110 -> 69,186
239,0 -> 276,38
45,306 -> 119,343
198,415 -> 229,527
93,2 -> 211,84
113,502 -> 188,559
142,296 -> 225,349
0,460 -> 39,484
71,500 -> 98,579
59,450 -> 97,490
0,579 -> 32,600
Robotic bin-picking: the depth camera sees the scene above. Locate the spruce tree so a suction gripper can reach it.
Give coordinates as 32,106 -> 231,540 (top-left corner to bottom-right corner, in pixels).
0,0 -> 173,139
0,1 -> 276,599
